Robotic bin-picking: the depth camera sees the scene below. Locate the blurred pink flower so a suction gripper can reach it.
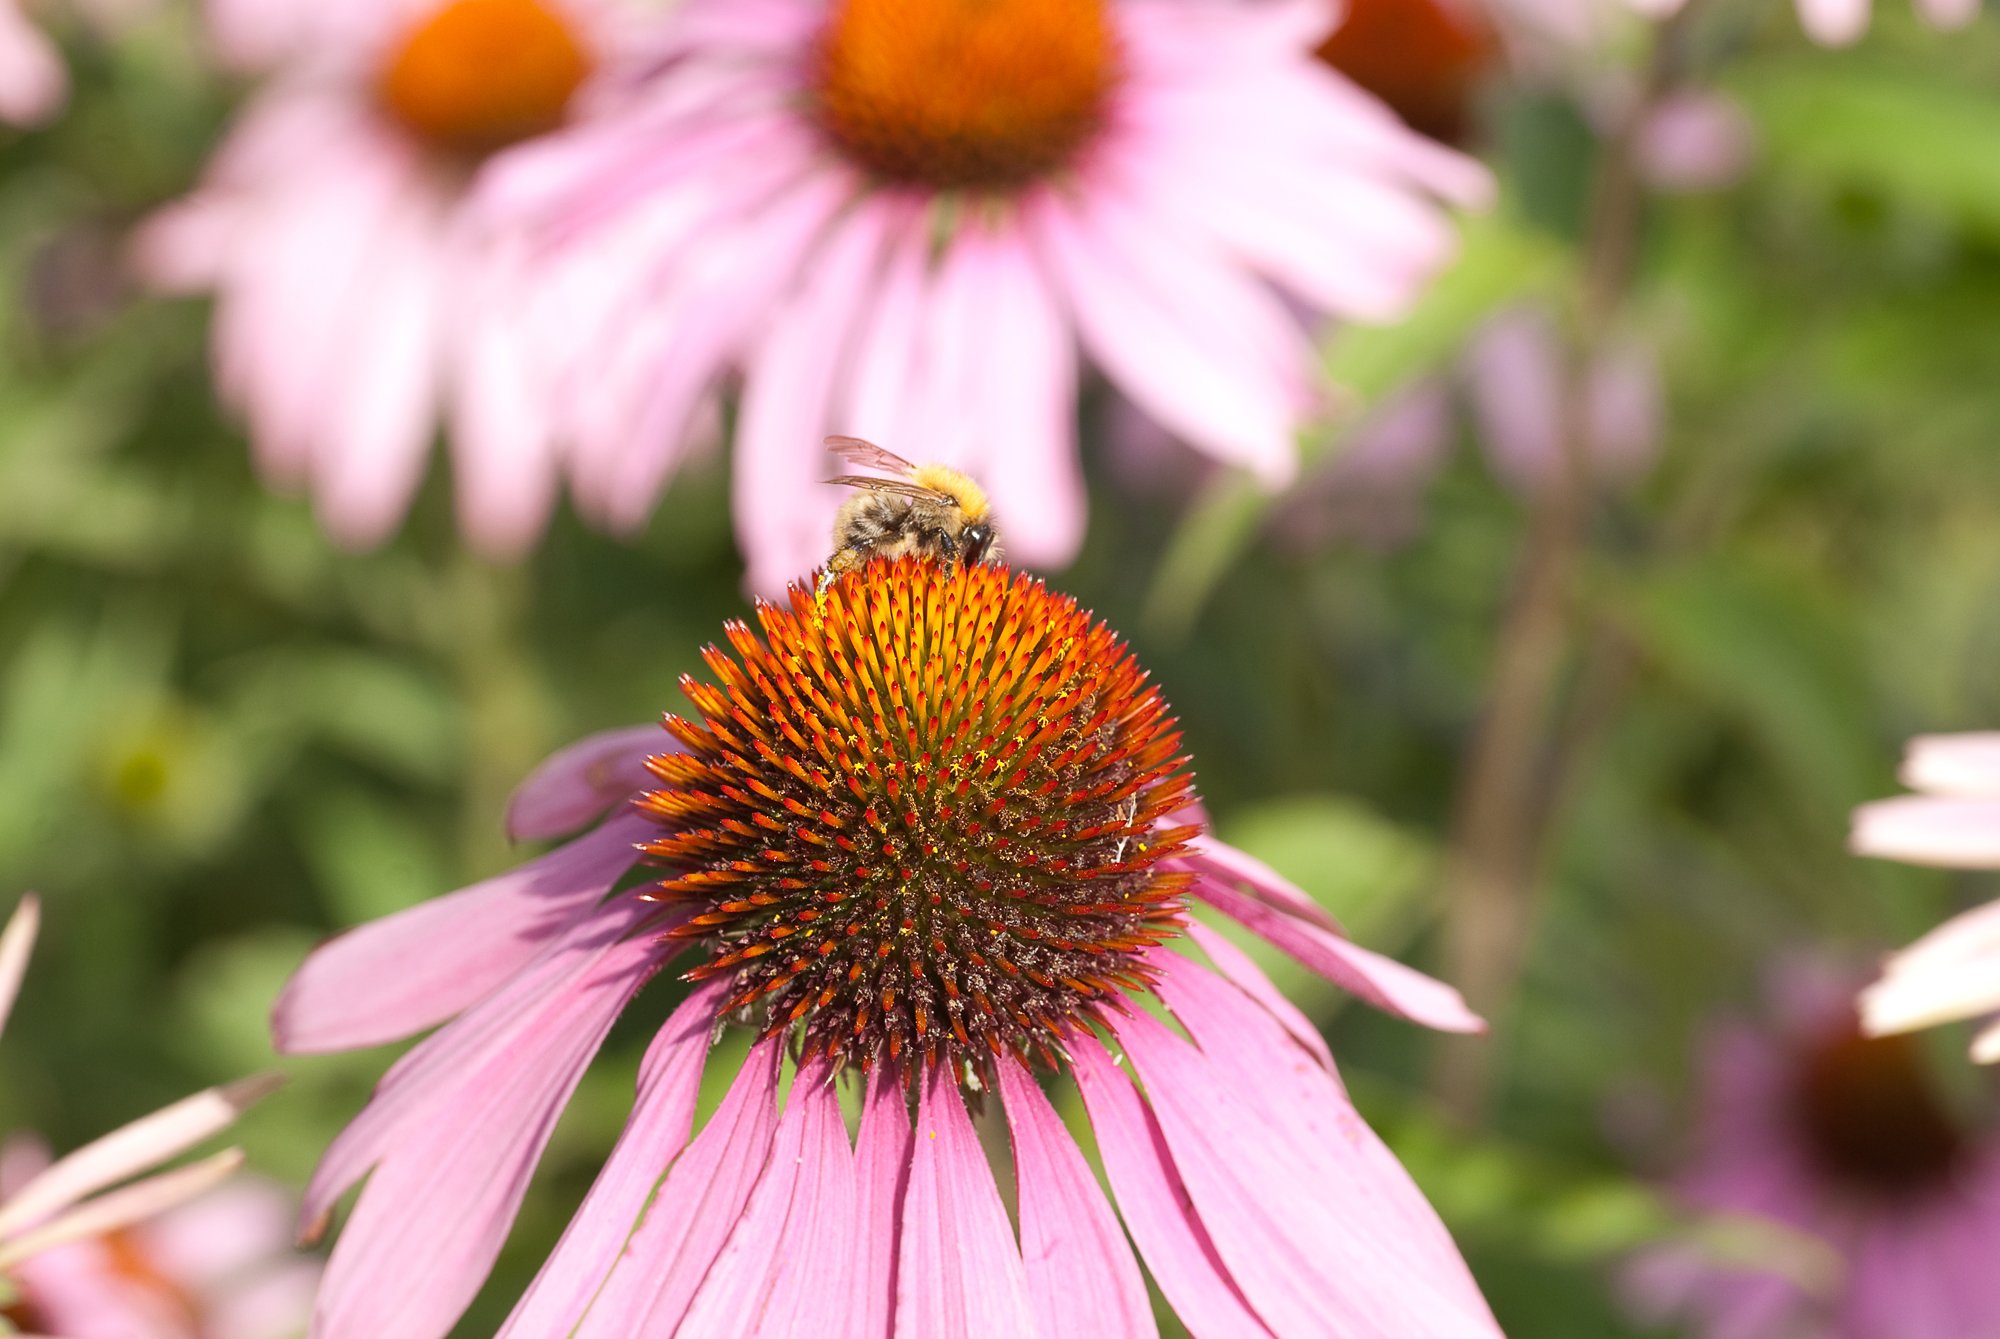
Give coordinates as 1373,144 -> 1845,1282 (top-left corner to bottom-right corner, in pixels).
1635,91 -> 1754,193
0,898 -> 280,1327
481,0 -> 1491,592
2,1150 -> 318,1339
1461,305 -> 1661,498
1628,962 -> 2000,1339
274,559 -> 1498,1339
0,1 -> 69,125
135,0 -> 636,557
1854,732 -> 2000,1063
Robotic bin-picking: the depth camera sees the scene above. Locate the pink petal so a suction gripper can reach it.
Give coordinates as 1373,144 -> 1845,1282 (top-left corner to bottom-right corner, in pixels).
1177,833 -> 1345,932
0,895 -> 40,1042
1185,921 -> 1333,1071
1851,796 -> 2000,869
734,199 -> 897,595
505,727 -> 667,841
498,979 -> 726,1338
1901,732 -> 2000,798
1108,1005 -> 1499,1339
833,204 -> 930,449
1794,0 -> 1870,42
1195,876 -> 1483,1033
1068,1035 -> 1276,1339
311,916 -> 658,1339
678,1056 -> 857,1338
448,258 -> 560,560
896,1066 -> 1037,1339
854,1070 -> 913,1339
0,1 -> 64,127
274,813 -> 649,1053
576,1040 -> 783,1337
1028,188 -> 1303,487
0,1149 -> 247,1273
997,1061 -> 1157,1339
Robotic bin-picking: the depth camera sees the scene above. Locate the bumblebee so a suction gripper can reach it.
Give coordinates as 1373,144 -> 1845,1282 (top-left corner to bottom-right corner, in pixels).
819,435 -> 1001,592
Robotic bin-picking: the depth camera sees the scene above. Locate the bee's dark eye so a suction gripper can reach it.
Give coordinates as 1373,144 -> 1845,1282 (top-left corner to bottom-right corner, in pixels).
961,523 -> 994,564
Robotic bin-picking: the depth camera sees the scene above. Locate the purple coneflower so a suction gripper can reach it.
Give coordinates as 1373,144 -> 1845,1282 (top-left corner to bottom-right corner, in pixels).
479,0 -> 1491,590
0,898 -> 279,1331
1854,732 -> 2000,1063
1628,963 -> 2000,1339
278,555 -> 1500,1339
136,0 -> 634,556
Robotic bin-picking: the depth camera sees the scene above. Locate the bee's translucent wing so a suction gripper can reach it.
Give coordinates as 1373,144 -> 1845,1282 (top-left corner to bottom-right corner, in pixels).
825,475 -> 952,503
825,436 -> 918,478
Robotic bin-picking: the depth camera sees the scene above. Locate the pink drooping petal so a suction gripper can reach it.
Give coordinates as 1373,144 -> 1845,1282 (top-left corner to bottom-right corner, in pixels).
505,727 -> 667,841
854,1070 -> 913,1339
1911,0 -> 1979,27
678,1057 -> 857,1338
1900,732 -> 2000,798
1195,876 -> 1483,1033
1068,1036 -> 1276,1339
896,1065 -> 1038,1339
575,1040 -> 783,1337
735,200 -> 898,595
835,208 -> 934,457
448,257 -> 560,559
310,916 -> 659,1339
1851,796 -> 2000,869
1794,0 -> 1870,43
1109,1003 -> 1500,1339
0,1 -> 64,127
1862,899 -> 2000,1050
0,1149 -> 247,1274
1185,921 -> 1333,1071
0,895 -> 39,1042
997,1061 -> 1157,1339
1177,833 -> 1344,932
274,812 -> 649,1053
498,980 -> 726,1338
1027,188 -> 1303,488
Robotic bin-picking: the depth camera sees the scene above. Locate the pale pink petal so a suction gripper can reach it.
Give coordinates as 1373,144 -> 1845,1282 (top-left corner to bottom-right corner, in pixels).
1976,1017 -> 2000,1063
836,209 -> 933,454
505,727 -> 666,841
1851,796 -> 2000,868
1912,0 -> 1979,27
854,1070 -> 913,1339
131,1176 -> 293,1286
1195,876 -> 1483,1032
498,980 -> 726,1338
311,921 -> 660,1339
575,1040 -> 783,1338
678,1057 -> 856,1338
0,894 -> 40,1042
1901,732 -> 2000,798
449,258 -> 560,559
274,812 -> 649,1053
0,1 -> 64,127
895,1066 -> 1037,1339
735,200 -> 898,595
1863,904 -> 2000,1046
129,197 -> 238,293
1068,1035 -> 1276,1339
1637,93 -> 1756,194
1185,921 -> 1333,1071
997,1061 -> 1157,1339
0,1077 -> 276,1245
950,232 -> 1085,570
1027,189 -> 1303,487
0,1150 -> 246,1273
309,190 -> 446,550
1109,1005 -> 1499,1338
210,1258 -> 323,1339
1795,0 -> 1870,43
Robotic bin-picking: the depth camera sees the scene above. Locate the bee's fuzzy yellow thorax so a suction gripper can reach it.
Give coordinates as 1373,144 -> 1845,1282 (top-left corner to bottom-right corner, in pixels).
910,464 -> 991,521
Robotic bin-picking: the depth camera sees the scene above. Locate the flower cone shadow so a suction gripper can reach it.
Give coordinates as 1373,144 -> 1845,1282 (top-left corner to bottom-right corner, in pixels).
276,557 -> 1500,1339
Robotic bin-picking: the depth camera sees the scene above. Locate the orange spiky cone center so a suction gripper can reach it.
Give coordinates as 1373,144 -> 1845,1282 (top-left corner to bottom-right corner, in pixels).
812,0 -> 1118,192
378,0 -> 591,157
638,556 -> 1198,1078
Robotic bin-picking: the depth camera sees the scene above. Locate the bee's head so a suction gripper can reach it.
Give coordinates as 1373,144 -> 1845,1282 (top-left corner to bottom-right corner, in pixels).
961,522 -> 995,565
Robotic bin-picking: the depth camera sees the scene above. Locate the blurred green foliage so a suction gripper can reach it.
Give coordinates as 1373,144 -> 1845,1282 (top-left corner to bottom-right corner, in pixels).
2,3 -> 1999,1336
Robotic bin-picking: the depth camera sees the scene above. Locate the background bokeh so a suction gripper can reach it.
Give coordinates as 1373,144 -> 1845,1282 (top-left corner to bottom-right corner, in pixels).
2,1 -> 1998,1334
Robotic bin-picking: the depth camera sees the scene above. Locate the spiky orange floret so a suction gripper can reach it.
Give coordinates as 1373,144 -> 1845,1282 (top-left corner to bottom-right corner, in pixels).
638,555 -> 1198,1079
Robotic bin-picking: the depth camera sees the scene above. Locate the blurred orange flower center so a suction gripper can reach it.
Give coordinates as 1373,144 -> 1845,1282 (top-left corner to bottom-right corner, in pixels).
1790,1025 -> 1966,1200
813,0 -> 1117,192
378,0 -> 591,157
